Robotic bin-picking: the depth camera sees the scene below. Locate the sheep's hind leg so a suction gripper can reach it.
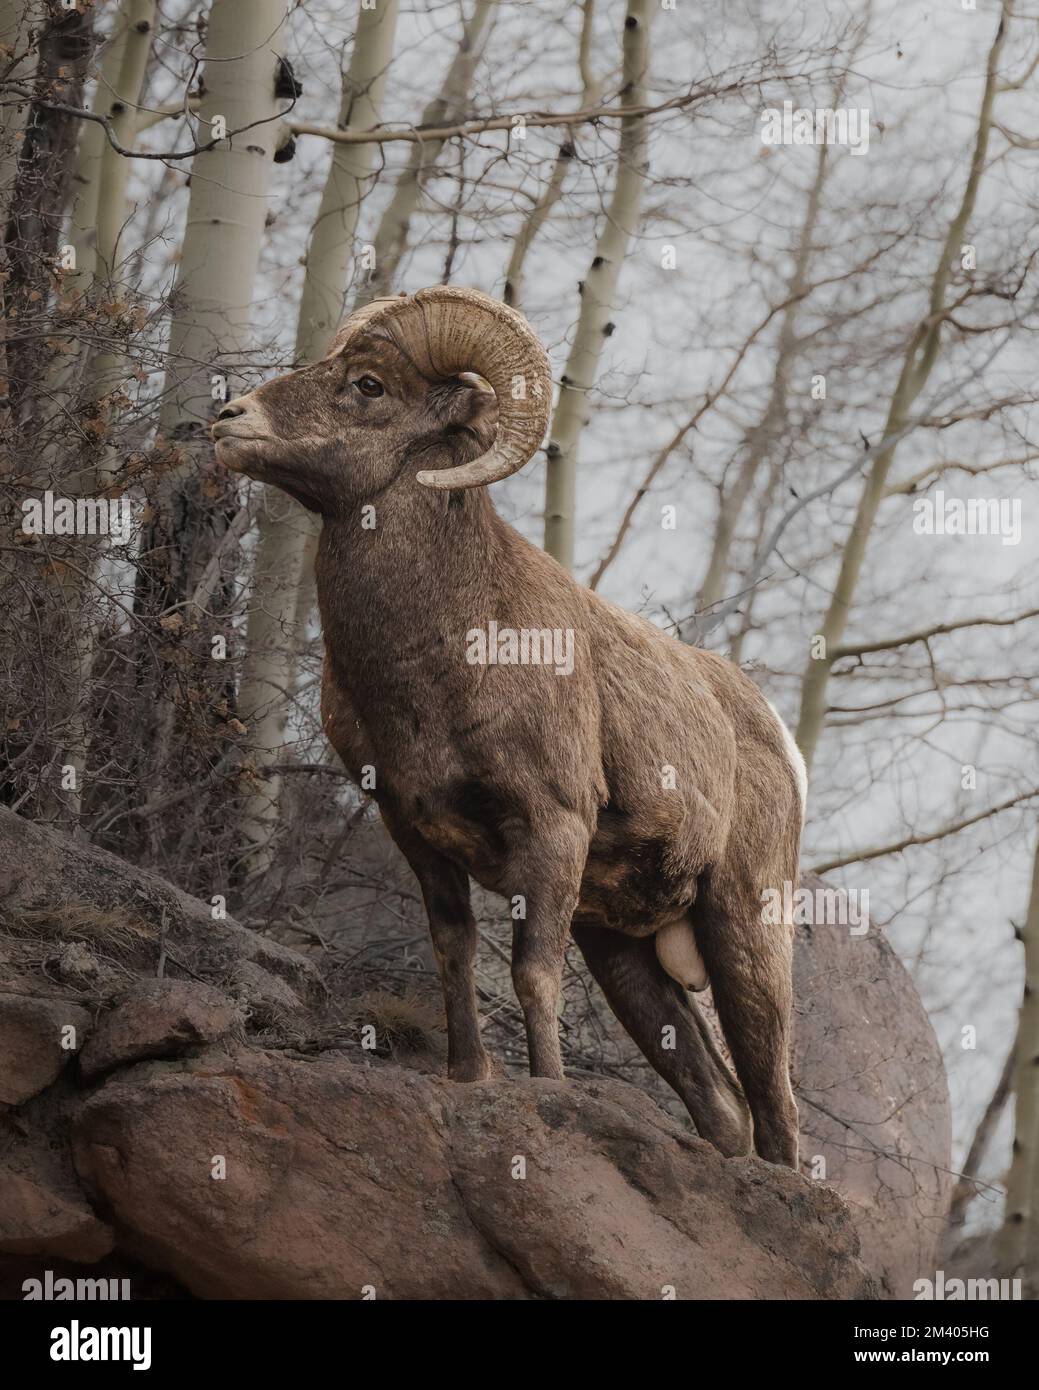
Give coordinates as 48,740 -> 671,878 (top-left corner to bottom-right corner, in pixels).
570,923 -> 752,1157
694,881 -> 799,1167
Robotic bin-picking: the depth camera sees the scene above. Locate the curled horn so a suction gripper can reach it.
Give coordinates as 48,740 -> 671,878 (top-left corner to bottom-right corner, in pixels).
338,286 -> 552,490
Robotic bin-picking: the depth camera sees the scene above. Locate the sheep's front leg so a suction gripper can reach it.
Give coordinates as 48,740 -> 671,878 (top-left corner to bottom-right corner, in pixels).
509,814 -> 589,1079
382,815 -> 490,1082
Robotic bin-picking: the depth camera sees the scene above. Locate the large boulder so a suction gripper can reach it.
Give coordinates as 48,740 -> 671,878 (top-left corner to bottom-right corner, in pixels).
792,875 -> 952,1298
70,1047 -> 876,1300
0,808 -> 945,1300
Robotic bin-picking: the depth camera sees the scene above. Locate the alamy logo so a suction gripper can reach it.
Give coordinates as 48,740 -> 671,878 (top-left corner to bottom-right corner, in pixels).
21,490 -> 133,545
761,881 -> 869,934
912,490 -> 1021,546
24,1271 -> 130,1300
465,621 -> 574,676
760,100 -> 870,155
913,1270 -> 1021,1301
50,1321 -> 151,1371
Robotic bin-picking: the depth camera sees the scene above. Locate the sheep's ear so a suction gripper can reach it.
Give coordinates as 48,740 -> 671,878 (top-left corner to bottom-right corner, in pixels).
461,387 -> 498,440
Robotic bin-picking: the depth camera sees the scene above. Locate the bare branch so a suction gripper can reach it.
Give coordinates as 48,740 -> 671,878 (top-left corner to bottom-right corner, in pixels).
812,788 -> 1039,875
832,608 -> 1039,661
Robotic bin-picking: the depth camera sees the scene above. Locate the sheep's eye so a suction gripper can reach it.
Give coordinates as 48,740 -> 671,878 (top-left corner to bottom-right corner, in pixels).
355,375 -> 384,398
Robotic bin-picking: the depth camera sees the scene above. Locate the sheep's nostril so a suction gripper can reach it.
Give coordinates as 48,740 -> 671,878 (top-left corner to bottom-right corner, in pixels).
217,401 -> 247,421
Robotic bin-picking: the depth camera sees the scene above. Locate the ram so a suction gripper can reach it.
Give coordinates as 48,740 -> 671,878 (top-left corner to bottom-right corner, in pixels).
213,286 -> 805,1167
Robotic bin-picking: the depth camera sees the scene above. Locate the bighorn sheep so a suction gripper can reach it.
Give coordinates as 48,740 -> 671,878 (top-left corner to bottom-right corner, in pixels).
213,286 -> 804,1167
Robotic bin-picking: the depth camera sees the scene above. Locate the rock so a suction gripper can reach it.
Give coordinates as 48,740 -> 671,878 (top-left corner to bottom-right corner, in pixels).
0,807 -> 947,1300
0,994 -> 91,1106
0,1083 -> 114,1263
792,873 -> 953,1298
0,806 -> 322,1010
71,1048 -> 878,1300
444,1076 -> 872,1300
0,1171 -> 114,1264
79,979 -> 240,1080
229,959 -> 307,1022
47,941 -> 122,993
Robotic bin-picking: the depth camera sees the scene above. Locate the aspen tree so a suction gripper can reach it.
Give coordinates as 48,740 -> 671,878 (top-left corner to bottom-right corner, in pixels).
65,1 -> 141,289
502,0 -> 600,312
544,0 -> 653,570
295,1 -> 401,353
135,0 -> 289,803
94,0 -> 155,287
238,0 -> 401,869
153,0 -> 289,460
138,0 -> 290,614
794,2 -> 1009,772
38,2 -> 157,826
502,145 -> 569,312
71,0 -> 156,453
998,834 -> 1039,1295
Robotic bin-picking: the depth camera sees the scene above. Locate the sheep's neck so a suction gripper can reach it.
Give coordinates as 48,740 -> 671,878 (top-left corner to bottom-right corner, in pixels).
316,479 -> 505,712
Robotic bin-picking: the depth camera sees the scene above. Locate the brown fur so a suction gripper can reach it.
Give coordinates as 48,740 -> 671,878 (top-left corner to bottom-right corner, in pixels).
213,305 -> 802,1166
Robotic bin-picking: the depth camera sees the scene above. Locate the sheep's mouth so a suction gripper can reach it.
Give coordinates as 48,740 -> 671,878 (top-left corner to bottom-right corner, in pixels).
212,427 -> 269,446
212,433 -> 274,475
212,431 -> 271,462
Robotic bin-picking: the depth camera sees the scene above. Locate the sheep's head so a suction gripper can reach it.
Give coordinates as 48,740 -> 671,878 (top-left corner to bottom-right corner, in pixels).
211,286 -> 551,513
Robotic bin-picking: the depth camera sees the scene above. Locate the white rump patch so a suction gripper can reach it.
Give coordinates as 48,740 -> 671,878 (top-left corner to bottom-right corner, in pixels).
766,699 -> 807,818
655,919 -> 709,992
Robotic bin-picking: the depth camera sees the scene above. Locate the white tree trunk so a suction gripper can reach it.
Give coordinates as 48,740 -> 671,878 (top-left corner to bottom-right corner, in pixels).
65,2 -> 138,289
94,0 -> 155,285
999,834 -> 1039,1295
77,0 -> 157,459
502,0 -> 600,312
237,0 -> 401,868
543,0 -> 653,570
157,0 -> 289,445
135,0 -> 288,817
43,1 -> 157,828
295,0 -> 401,351
502,143 -> 569,312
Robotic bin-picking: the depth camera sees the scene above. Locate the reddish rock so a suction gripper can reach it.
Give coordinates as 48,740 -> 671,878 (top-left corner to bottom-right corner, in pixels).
72,1048 -> 877,1300
79,979 -> 241,1080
